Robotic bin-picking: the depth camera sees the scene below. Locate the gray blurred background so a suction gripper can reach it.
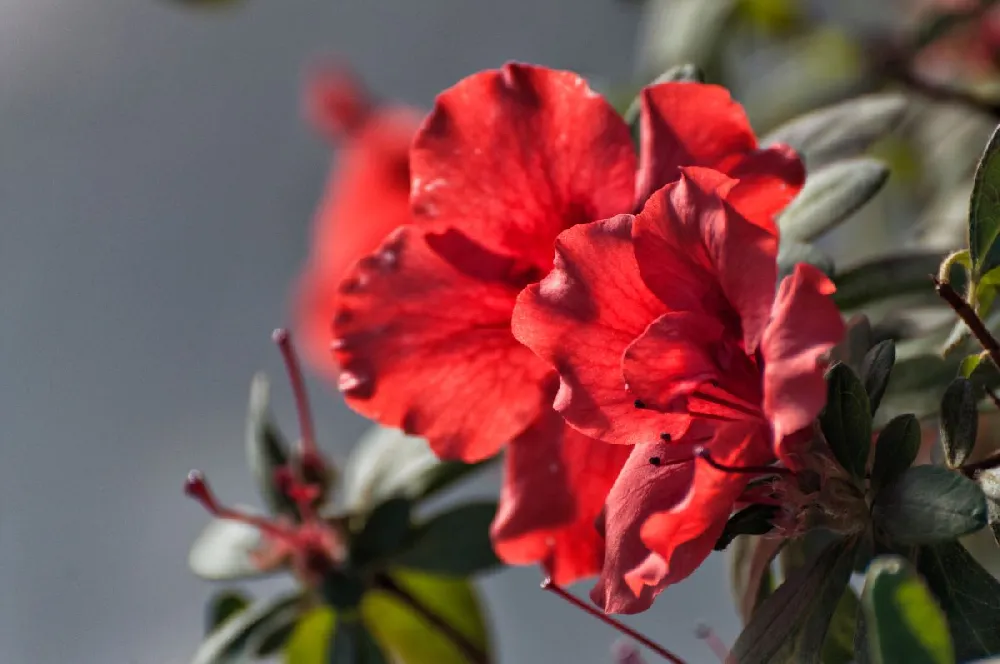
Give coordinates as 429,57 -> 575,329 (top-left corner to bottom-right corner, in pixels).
0,1 -> 739,661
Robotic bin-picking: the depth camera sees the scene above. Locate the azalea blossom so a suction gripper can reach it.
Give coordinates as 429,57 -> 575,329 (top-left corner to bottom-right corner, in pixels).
512,168 -> 845,612
321,62 -> 802,586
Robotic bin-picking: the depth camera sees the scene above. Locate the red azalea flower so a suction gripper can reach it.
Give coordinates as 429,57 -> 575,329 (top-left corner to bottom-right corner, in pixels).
294,65 -> 423,377
512,168 -> 845,612
326,63 -> 802,585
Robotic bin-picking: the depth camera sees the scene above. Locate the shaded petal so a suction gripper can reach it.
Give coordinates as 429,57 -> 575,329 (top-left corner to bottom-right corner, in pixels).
492,410 -> 631,586
512,216 -> 689,446
635,82 -> 757,205
332,225 -> 554,462
633,169 -> 778,351
726,144 -> 806,230
626,423 -> 772,597
762,263 -> 846,457
303,64 -> 373,140
411,62 -> 636,270
294,108 -> 422,376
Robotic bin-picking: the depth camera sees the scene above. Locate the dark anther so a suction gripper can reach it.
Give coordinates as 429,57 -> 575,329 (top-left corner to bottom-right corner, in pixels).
634,399 -> 647,409
649,456 -> 662,466
659,432 -> 671,441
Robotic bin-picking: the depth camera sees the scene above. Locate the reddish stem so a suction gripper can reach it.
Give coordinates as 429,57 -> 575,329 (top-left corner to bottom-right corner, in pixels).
934,277 -> 1000,370
185,470 -> 298,543
272,329 -> 320,461
541,578 -> 687,664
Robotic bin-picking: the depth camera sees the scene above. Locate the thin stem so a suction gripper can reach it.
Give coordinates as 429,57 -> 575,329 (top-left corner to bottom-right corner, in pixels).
694,625 -> 731,663
373,573 -> 488,664
960,450 -> 1000,477
541,578 -> 687,664
272,329 -> 320,460
696,448 -> 792,477
933,277 -> 1000,370
893,67 -> 1000,118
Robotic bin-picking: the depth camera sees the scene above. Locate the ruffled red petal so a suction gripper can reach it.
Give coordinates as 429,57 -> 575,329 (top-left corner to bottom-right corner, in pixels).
294,108 -> 422,376
332,225 -> 554,462
511,215 -> 690,446
726,144 -> 806,231
762,263 -> 845,457
635,82 -> 757,205
632,169 -> 778,352
410,62 -> 636,271
492,410 -> 631,586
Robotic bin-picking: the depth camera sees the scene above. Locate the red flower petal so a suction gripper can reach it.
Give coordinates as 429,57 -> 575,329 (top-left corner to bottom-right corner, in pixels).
303,64 -> 373,140
332,225 -> 554,462
511,216 -> 689,446
294,108 -> 422,376
627,423 -> 772,596
633,169 -> 778,352
762,263 -> 845,457
492,410 -> 631,586
726,144 -> 806,230
410,62 -> 636,270
635,82 -> 757,205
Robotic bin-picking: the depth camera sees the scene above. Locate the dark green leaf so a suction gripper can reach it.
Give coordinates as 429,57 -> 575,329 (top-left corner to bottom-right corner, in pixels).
819,362 -> 872,480
777,241 -> 835,281
829,314 -> 874,373
780,157 -> 890,243
191,593 -> 301,664
329,616 -> 388,664
415,457 -> 499,504
833,253 -> 944,310
245,373 -> 295,517
862,555 -> 954,664
917,540 -> 1000,660
352,497 -> 412,565
969,123 -> 1000,277
731,537 -> 857,663
855,606 -> 872,664
822,586 -> 860,664
392,502 -> 501,576
321,569 -> 366,611
205,590 -> 251,634
760,94 -> 907,168
188,516 -> 268,581
940,378 -> 979,468
714,505 -> 779,551
861,340 -> 896,414
873,466 -> 987,544
871,414 -> 921,492
729,535 -> 782,624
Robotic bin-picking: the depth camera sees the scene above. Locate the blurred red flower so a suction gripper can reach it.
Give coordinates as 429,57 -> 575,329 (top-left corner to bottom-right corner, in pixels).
513,168 -> 844,612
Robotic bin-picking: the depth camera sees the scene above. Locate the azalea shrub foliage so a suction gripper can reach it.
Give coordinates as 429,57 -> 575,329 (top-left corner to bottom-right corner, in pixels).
179,1 -> 1000,663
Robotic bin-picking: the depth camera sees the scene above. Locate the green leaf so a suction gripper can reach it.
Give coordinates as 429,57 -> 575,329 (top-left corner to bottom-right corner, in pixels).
329,615 -> 388,664
961,353 -> 984,378
730,537 -> 858,663
415,457 -> 499,504
245,373 -> 295,517
729,535 -> 782,624
862,555 -> 954,664
780,157 -> 890,243
205,590 -> 251,634
351,497 -> 412,566
392,502 -> 502,576
191,593 -> 302,664
285,607 -> 334,664
829,314 -> 874,373
871,414 -> 921,492
714,505 -> 779,551
188,513 -> 268,581
969,123 -> 1000,277
833,253 -> 944,310
320,568 -> 366,611
822,586 -> 861,664
760,94 -> 907,168
364,571 -> 492,664
777,241 -> 835,281
940,378 -> 979,468
819,362 -> 872,480
873,466 -> 987,544
861,340 -> 896,415
917,540 -> 1000,660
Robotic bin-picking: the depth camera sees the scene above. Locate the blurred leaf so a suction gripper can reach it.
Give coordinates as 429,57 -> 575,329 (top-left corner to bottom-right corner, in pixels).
415,457 -> 498,504
730,535 -> 781,624
320,568 -> 366,611
819,362 -> 872,480
822,585 -> 860,664
715,505 -> 779,551
871,415 -> 921,493
205,590 -> 251,634
862,555 -> 954,664
635,0 -> 737,77
833,253 -> 944,310
364,570 -> 492,664
861,339 -> 896,415
188,513 -> 269,581
855,605 -> 872,664
873,466 -> 987,544
736,0 -> 801,34
285,607 -> 334,664
329,615 -> 388,664
961,353 -> 984,377
351,497 -> 412,566
191,593 -> 301,664
761,94 -> 908,168
780,158 -> 890,243
777,240 -> 835,281
940,378 -> 979,468
969,123 -> 1000,278
917,540 -> 1000,660
245,373 -> 296,517
829,314 -> 874,373
392,502 -> 501,576
731,537 -> 857,663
